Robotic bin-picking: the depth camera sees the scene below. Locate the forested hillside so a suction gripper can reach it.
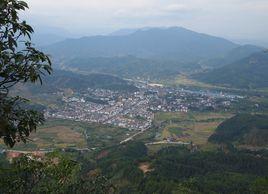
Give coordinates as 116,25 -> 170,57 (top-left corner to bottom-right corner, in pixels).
194,51 -> 268,89
28,70 -> 138,93
201,44 -> 264,68
63,56 -> 199,79
2,142 -> 267,193
209,114 -> 268,147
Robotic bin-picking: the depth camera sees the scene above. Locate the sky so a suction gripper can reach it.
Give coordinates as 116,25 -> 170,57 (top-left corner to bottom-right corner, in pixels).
23,0 -> 268,44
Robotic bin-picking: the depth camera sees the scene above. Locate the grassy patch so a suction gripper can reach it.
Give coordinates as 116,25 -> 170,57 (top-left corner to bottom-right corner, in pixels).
0,123 -> 87,151
0,119 -> 135,151
160,74 -> 216,89
161,128 -> 171,139
152,111 -> 232,146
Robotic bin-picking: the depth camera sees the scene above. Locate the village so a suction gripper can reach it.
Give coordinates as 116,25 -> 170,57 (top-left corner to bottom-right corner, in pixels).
44,82 -> 242,131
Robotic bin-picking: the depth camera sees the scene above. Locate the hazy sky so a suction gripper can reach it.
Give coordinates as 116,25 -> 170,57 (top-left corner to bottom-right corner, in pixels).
24,0 -> 268,41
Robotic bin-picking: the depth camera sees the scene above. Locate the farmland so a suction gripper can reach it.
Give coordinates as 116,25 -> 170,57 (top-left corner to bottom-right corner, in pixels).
0,119 -> 135,151
140,111 -> 233,152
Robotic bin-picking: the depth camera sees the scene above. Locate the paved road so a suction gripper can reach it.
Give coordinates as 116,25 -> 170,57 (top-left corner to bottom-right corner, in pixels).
120,128 -> 148,144
2,147 -> 91,154
145,141 -> 190,146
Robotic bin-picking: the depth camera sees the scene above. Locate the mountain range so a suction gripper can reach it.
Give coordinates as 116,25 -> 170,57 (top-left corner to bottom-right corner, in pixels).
45,27 -> 238,63
42,26 -> 267,88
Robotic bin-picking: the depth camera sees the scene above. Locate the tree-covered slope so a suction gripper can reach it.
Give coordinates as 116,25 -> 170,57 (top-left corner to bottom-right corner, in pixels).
95,143 -> 268,193
201,44 -> 264,68
63,56 -> 199,79
194,51 -> 268,89
29,70 -> 138,93
1,140 -> 268,193
209,114 -> 268,147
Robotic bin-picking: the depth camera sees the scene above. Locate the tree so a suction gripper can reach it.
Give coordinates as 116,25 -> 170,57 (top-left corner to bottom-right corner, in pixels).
0,0 -> 52,147
0,152 -> 116,194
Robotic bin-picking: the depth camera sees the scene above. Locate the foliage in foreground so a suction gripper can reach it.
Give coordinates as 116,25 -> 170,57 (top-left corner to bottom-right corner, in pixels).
0,142 -> 267,193
0,0 -> 52,147
0,152 -> 115,194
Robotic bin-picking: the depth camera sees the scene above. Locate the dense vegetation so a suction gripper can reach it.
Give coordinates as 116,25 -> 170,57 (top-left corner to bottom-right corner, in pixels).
209,114 -> 268,147
194,51 -> 268,89
1,132 -> 267,193
28,142 -> 266,194
0,152 -> 115,194
0,0 -> 52,147
146,146 -> 268,194
200,44 -> 263,68
63,56 -> 199,79
28,70 -> 138,93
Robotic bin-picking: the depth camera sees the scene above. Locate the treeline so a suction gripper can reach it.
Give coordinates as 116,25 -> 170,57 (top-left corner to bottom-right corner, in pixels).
0,152 -> 115,194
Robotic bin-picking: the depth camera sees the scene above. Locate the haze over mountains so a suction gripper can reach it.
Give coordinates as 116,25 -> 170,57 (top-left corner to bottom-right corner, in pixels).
31,26 -> 76,46
200,44 -> 264,68
43,26 -> 267,88
45,27 -> 238,62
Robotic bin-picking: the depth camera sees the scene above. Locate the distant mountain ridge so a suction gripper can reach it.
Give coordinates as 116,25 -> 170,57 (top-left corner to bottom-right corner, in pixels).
32,25 -> 76,46
45,26 -> 238,63
44,26 -> 268,82
109,28 -> 139,36
32,33 -> 67,46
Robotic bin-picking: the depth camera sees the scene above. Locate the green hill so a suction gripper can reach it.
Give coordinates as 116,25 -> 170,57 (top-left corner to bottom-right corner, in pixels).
29,70 -> 138,93
194,51 -> 268,89
200,44 -> 264,68
63,56 -> 199,79
209,114 -> 268,147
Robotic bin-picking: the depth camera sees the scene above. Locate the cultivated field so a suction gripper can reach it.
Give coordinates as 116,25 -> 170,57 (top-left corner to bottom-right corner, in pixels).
151,111 -> 233,146
30,126 -> 87,149
0,118 -> 135,151
0,122 -> 87,151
